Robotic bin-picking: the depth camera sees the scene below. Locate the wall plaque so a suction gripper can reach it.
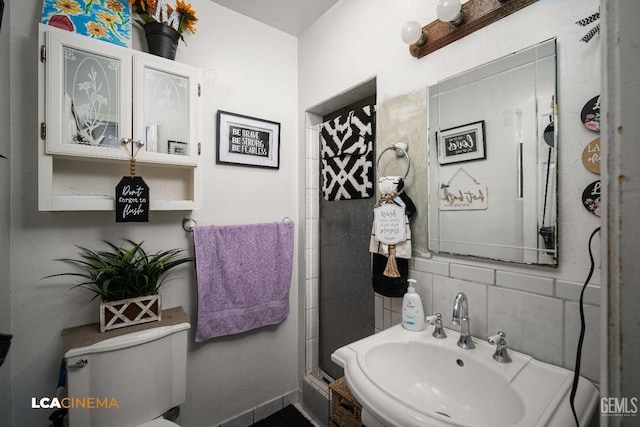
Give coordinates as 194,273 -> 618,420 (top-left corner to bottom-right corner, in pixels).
373,204 -> 406,245
116,176 -> 149,222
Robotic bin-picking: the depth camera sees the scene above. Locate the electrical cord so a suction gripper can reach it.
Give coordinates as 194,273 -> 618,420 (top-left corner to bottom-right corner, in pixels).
570,226 -> 601,426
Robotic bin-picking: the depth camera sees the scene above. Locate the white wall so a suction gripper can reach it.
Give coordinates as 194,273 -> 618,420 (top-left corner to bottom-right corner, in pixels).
6,1 -> 299,426
300,0 -> 602,385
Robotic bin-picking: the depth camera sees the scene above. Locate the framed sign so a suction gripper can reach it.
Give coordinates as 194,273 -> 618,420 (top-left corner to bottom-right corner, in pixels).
217,111 -> 281,169
438,120 -> 486,165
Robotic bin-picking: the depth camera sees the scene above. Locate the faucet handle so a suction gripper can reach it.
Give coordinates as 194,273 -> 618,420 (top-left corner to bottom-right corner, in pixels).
488,331 -> 512,363
425,313 -> 440,324
426,313 -> 447,339
488,331 -> 506,344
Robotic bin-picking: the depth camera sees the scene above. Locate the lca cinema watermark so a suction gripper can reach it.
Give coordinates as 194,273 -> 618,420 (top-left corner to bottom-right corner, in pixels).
31,396 -> 119,409
601,397 -> 638,417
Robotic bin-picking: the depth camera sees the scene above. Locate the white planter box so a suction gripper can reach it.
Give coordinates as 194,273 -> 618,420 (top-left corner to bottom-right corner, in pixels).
100,294 -> 162,333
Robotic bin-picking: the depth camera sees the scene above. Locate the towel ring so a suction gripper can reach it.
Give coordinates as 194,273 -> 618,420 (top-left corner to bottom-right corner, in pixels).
376,144 -> 411,180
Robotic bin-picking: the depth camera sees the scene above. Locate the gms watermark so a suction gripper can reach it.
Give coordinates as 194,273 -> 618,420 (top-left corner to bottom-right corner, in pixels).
31,397 -> 119,409
601,397 -> 638,417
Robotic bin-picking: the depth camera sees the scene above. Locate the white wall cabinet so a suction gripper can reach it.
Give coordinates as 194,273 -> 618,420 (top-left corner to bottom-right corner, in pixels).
38,25 -> 202,211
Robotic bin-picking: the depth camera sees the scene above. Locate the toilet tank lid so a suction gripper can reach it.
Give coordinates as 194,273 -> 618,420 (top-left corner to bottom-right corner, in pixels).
64,322 -> 190,358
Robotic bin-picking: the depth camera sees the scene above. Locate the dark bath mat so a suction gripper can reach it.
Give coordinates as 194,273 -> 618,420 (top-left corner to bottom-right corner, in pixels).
252,404 -> 315,426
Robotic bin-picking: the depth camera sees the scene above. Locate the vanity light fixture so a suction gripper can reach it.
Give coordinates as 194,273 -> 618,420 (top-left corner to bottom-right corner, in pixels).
402,0 -> 539,59
400,21 -> 428,46
436,0 -> 465,27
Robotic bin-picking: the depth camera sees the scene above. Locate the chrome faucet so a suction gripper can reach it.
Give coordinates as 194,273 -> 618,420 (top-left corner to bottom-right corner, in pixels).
451,292 -> 475,349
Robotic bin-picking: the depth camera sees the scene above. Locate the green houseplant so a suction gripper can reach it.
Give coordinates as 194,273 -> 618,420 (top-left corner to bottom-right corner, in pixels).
48,239 -> 193,332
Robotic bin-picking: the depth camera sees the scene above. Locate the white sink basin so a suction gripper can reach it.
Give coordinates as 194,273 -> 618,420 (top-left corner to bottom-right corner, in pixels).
332,324 -> 598,427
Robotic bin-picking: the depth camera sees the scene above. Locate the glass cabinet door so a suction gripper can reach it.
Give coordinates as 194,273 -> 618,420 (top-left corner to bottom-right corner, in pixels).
45,27 -> 132,160
134,56 -> 200,166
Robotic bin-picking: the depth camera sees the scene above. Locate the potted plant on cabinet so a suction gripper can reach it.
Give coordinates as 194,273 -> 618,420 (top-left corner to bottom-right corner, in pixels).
130,0 -> 198,60
47,239 -> 193,332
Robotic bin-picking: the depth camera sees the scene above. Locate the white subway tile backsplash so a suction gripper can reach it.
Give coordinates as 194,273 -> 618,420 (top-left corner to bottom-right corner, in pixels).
496,270 -> 554,296
390,310 -> 402,327
556,280 -> 601,306
413,257 -> 449,276
450,263 -> 495,285
375,295 -> 384,330
488,287 -> 563,366
382,295 -> 391,310
565,302 -> 601,384
409,270 -> 434,315
390,296 -> 403,313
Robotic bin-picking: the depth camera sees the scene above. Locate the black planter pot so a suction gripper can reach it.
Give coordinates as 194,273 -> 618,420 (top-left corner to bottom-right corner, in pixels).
144,22 -> 180,60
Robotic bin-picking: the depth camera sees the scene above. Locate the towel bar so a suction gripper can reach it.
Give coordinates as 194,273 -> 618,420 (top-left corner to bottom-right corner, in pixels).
182,218 -> 197,232
184,217 -> 293,232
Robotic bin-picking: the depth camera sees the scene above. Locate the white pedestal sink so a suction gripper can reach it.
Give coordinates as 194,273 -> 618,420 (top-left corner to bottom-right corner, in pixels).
332,324 -> 598,427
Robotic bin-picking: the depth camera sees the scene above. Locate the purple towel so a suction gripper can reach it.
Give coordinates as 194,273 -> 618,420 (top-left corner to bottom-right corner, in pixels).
193,221 -> 294,341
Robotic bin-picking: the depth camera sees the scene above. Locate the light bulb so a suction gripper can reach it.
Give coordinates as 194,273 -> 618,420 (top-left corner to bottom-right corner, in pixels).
436,0 -> 463,23
401,21 -> 423,45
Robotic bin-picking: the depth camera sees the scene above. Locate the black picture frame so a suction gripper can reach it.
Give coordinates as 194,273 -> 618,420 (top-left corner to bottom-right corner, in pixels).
0,0 -> 4,31
216,110 -> 281,169
437,120 -> 486,165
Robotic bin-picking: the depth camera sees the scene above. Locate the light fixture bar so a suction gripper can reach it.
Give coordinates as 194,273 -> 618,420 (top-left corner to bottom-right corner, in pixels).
409,0 -> 539,58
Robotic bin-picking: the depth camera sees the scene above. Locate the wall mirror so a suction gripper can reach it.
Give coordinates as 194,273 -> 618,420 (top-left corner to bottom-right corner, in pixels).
427,38 -> 557,266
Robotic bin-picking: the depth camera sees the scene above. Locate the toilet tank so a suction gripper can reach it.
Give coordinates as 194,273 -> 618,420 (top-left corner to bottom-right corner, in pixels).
64,322 -> 190,427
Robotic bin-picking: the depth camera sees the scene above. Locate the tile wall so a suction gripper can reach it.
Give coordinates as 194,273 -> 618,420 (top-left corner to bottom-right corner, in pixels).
386,258 -> 602,384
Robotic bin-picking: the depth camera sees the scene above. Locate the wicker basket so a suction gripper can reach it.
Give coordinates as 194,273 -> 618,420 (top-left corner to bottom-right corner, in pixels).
329,377 -> 363,427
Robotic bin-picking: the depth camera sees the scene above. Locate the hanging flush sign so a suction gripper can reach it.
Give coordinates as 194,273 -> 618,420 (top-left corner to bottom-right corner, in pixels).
116,176 -> 149,222
374,204 -> 406,245
440,184 -> 488,211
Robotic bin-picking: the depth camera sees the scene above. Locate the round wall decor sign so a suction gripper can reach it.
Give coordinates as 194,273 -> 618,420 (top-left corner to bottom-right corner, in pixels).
581,95 -> 600,132
582,137 -> 601,174
582,180 -> 601,217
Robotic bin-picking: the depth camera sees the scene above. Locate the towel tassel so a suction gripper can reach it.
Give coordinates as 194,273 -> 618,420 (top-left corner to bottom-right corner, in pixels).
383,245 -> 401,278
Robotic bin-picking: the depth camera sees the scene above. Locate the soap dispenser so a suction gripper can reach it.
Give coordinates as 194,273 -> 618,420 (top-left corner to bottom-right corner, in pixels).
402,279 -> 425,331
